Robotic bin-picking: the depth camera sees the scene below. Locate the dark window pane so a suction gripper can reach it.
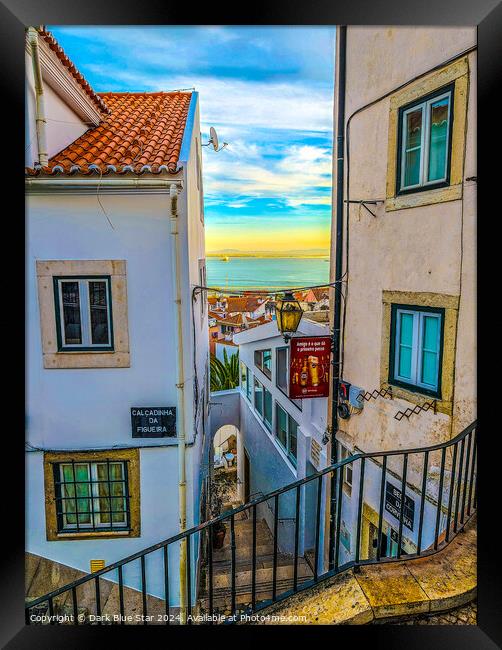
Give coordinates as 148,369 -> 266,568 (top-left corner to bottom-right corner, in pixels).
254,350 -> 261,369
263,350 -> 272,377
61,281 -> 82,345
276,348 -> 288,392
276,405 -> 288,449
403,108 -> 422,187
264,388 -> 272,428
289,417 -> 298,461
89,281 -> 110,345
254,378 -> 263,415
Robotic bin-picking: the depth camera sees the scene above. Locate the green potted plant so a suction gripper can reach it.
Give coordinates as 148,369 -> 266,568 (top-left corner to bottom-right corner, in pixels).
210,490 -> 227,550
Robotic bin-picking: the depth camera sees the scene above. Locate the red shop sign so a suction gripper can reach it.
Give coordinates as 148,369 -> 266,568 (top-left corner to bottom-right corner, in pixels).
289,336 -> 331,399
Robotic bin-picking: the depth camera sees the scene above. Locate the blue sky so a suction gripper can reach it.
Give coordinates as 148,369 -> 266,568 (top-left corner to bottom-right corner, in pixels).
49,26 -> 336,253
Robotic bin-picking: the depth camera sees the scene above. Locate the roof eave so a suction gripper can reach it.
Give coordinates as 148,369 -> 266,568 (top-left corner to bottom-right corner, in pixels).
176,91 -> 198,172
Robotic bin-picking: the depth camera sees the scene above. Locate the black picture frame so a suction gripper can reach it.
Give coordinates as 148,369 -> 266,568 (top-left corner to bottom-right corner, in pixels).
4,0 -> 497,647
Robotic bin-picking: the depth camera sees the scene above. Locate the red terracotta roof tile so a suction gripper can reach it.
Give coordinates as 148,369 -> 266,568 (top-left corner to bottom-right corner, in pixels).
26,91 -> 193,176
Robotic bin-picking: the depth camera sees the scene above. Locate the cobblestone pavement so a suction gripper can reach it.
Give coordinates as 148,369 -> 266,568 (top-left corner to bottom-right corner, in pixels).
377,601 -> 477,625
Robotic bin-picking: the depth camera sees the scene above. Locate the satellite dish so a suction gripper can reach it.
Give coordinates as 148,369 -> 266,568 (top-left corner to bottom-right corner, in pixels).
202,127 -> 228,152
210,127 -> 219,151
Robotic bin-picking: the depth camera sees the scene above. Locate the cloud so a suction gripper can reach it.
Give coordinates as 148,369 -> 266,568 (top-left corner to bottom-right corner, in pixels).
49,26 -> 335,250
202,142 -> 332,209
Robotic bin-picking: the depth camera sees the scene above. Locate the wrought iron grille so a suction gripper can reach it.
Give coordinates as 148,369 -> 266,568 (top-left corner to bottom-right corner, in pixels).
53,459 -> 131,533
26,421 -> 477,626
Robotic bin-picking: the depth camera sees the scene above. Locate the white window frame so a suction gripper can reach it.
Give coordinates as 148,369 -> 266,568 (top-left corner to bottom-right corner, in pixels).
275,402 -> 298,467
276,346 -> 302,410
394,308 -> 442,392
254,348 -> 272,379
56,277 -> 112,350
339,443 -> 353,491
399,89 -> 452,192
59,461 -> 128,530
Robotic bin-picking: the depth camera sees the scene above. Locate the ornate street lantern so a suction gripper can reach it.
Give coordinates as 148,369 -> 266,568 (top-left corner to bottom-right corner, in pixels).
275,291 -> 304,342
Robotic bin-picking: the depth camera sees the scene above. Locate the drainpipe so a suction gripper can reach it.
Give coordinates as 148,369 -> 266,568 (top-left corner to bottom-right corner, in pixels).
170,183 -> 188,622
328,25 -> 347,571
27,27 -> 48,167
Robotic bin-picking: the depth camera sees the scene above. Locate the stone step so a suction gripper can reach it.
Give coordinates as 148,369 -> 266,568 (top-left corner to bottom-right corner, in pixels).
203,574 -> 314,609
213,561 -> 312,589
213,544 -> 278,566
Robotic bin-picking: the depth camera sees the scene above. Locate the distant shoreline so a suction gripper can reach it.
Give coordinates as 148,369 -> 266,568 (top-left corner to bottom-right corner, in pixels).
206,253 -> 330,259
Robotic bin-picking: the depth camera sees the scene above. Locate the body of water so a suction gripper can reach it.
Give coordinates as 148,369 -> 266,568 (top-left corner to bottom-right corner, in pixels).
206,256 -> 331,290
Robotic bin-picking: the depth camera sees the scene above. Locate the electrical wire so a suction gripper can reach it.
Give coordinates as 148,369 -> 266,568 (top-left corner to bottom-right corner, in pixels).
95,166 -> 115,230
191,276 -> 347,297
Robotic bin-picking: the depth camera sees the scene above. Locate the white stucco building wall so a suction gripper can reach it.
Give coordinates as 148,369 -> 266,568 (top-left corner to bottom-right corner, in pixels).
26,78 -> 209,603
233,319 -> 329,565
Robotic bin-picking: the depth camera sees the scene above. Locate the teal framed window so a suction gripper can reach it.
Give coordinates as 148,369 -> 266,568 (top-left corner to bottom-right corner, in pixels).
53,276 -> 114,352
389,304 -> 444,398
397,84 -> 453,194
275,403 -> 298,466
254,348 -> 272,379
253,376 -> 272,431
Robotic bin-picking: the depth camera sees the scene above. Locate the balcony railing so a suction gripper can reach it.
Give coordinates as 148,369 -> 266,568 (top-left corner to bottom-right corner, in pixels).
25,420 -> 477,625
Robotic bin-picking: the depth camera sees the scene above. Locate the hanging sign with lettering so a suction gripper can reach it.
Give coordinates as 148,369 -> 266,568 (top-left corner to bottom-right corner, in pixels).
384,481 -> 415,531
131,407 -> 177,438
289,336 -> 331,399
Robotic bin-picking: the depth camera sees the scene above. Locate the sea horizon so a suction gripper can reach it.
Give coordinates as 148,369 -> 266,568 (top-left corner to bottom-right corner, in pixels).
206,255 -> 331,291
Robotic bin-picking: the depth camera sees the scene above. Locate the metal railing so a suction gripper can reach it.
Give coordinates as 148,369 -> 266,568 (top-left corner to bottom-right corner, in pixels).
25,420 -> 477,625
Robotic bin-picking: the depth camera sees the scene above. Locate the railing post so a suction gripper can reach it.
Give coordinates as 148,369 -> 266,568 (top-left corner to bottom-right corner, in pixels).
186,536 -> 192,624
230,514 -> 236,614
272,495 -> 279,601
467,430 -> 477,516
397,454 -> 408,559
314,475 -> 322,581
251,505 -> 257,610
460,431 -> 472,525
94,578 -> 101,624
354,457 -> 365,572
417,450 -> 429,555
141,555 -> 147,625
376,455 -> 387,561
334,462 -> 343,571
72,586 -> 79,626
445,443 -> 458,544
293,486 -> 300,592
163,545 -> 170,625
454,438 -> 465,533
434,447 -> 446,549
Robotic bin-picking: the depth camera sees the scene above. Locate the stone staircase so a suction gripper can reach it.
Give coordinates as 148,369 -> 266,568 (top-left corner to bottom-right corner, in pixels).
203,504 -> 313,611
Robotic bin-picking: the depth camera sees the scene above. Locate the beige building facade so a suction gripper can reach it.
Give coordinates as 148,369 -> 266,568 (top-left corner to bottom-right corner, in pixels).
330,26 -> 476,455
328,27 -> 476,560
